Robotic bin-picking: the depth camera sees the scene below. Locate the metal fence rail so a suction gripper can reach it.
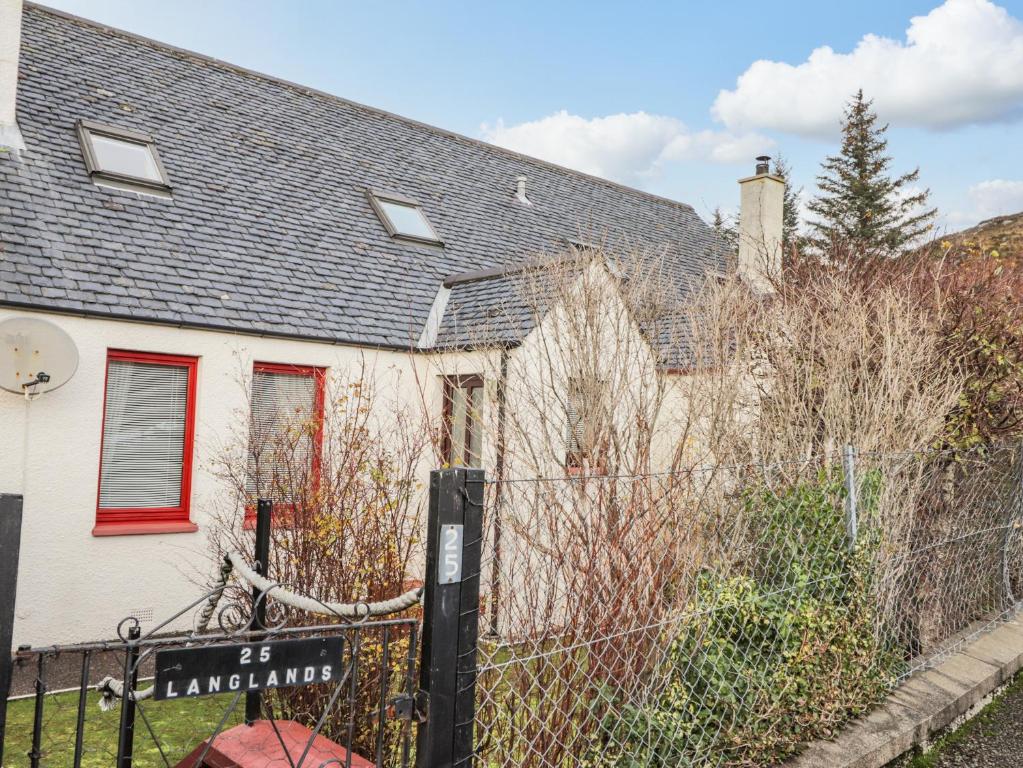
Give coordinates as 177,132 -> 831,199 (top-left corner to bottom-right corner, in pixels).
1,501 -> 422,768
4,613 -> 419,768
4,452 -> 1022,768
473,445 -> 1023,768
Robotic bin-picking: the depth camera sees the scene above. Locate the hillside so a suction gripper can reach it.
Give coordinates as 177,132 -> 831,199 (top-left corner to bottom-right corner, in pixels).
939,211 -> 1023,256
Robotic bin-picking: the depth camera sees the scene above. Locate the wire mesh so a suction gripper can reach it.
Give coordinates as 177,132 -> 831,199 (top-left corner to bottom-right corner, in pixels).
474,445 -> 1023,767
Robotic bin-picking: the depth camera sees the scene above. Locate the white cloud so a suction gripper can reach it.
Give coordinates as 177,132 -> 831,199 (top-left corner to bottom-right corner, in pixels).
939,179 -> 1023,230
713,0 -> 1023,137
945,178 -> 1023,227
480,110 -> 772,186
966,179 -> 1023,219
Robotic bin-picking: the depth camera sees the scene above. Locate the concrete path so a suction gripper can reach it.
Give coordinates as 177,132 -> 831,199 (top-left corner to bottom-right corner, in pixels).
921,670 -> 1023,767
786,616 -> 1023,768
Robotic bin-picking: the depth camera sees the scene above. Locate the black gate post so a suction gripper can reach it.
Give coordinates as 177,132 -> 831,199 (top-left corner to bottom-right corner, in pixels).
245,498 -> 272,725
0,494 -> 24,767
416,468 -> 484,768
116,625 -> 141,768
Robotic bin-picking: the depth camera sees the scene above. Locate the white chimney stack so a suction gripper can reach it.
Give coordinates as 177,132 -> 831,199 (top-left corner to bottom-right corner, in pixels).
737,155 -> 784,294
0,0 -> 25,151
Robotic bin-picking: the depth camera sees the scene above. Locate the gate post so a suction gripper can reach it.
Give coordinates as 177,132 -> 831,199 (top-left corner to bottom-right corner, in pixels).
0,494 -> 24,767
245,498 -> 272,725
116,625 -> 141,768
417,468 -> 484,768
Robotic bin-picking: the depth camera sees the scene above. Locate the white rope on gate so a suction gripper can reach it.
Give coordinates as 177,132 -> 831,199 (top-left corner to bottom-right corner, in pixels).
225,551 -> 423,619
95,552 -> 422,709
96,677 -> 154,711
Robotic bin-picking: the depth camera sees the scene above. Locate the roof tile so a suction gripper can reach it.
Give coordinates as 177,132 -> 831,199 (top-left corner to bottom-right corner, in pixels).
0,5 -> 727,348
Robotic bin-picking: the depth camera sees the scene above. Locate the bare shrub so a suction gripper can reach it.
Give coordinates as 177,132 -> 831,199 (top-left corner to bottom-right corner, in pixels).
707,271 -> 963,463
418,248 -> 746,766
206,363 -> 429,759
434,244 -> 976,767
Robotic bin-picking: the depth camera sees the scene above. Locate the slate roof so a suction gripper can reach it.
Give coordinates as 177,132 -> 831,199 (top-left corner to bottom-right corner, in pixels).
0,3 -> 728,350
432,265 -> 557,349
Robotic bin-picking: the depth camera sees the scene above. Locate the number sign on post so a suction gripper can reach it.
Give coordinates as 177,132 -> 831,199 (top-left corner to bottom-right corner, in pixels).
154,636 -> 344,700
439,524 -> 463,584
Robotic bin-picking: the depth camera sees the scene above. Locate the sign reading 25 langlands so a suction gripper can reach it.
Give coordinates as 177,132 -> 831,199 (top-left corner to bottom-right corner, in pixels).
154,636 -> 345,700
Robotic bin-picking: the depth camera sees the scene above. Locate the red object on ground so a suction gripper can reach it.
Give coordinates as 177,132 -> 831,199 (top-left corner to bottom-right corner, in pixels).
174,720 -> 374,768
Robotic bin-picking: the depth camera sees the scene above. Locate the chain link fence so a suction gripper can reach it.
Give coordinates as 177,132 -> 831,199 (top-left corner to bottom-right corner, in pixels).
474,445 -> 1023,768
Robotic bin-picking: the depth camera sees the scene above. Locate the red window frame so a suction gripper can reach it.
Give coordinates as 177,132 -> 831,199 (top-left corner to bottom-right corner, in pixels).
243,362 -> 327,528
441,375 -> 483,468
93,349 -> 199,536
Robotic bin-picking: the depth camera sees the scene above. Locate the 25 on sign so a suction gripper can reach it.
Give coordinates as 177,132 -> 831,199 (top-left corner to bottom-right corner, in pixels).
154,636 -> 344,700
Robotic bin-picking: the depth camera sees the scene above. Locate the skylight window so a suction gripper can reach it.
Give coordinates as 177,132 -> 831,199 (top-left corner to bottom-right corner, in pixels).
368,190 -> 442,244
76,120 -> 170,191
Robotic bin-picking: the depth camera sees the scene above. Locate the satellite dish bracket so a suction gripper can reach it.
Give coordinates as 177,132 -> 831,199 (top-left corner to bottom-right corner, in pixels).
22,372 -> 51,389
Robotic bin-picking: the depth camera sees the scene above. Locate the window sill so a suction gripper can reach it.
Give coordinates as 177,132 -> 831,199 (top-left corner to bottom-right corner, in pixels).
566,459 -> 608,477
92,520 -> 198,537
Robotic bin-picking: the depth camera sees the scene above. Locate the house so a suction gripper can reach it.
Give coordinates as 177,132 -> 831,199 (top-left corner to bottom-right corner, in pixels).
0,1 -> 783,646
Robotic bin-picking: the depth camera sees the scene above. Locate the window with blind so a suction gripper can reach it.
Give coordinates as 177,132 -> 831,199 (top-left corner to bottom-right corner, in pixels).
442,376 -> 483,468
565,377 -> 605,470
565,379 -> 586,467
246,363 -> 326,509
95,350 -> 198,534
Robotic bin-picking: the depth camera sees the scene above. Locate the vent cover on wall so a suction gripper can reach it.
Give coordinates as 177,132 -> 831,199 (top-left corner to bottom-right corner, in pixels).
127,607 -> 154,624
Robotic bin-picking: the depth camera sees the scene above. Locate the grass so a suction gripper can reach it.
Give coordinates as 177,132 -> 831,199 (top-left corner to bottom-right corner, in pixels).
3,689 -> 244,767
904,668 -> 1023,768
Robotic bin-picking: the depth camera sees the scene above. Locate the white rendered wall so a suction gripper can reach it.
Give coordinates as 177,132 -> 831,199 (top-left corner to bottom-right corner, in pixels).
1,293 -> 693,647
0,307 -> 443,647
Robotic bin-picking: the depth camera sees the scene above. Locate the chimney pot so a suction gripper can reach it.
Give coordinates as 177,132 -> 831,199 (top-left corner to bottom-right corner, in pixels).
755,155 -> 771,175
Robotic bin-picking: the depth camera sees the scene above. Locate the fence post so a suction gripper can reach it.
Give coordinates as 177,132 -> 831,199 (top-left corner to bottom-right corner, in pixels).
245,498 -> 272,725
115,624 -> 141,768
0,494 -> 24,767
1003,441 -> 1023,606
417,468 -> 484,768
843,444 -> 858,551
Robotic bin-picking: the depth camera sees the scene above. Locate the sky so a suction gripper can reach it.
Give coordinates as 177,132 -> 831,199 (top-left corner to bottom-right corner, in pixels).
37,0 -> 1023,233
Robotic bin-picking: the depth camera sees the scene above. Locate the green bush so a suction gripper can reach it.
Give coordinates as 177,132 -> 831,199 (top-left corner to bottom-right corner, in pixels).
592,470 -> 898,767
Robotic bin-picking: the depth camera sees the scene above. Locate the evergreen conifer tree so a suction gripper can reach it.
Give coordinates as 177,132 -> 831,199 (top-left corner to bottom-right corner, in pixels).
711,206 -> 737,251
772,155 -> 802,255
807,90 -> 935,256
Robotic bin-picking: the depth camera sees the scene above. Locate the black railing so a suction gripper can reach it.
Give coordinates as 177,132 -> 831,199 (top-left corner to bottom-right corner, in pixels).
6,614 -> 420,767
1,471 -> 487,768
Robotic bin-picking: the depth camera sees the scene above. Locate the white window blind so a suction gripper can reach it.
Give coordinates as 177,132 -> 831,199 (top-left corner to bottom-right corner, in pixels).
566,381 -> 585,457
247,369 -> 318,501
99,359 -> 190,509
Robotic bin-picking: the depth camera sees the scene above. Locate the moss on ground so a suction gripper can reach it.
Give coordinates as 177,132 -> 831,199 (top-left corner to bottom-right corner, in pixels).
903,668 -> 1023,768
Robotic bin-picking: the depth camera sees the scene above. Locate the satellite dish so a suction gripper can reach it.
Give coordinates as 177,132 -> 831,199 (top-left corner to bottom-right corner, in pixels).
0,316 -> 79,395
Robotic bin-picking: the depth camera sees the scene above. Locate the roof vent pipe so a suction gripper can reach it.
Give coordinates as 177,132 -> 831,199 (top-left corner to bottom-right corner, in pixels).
515,175 -> 531,205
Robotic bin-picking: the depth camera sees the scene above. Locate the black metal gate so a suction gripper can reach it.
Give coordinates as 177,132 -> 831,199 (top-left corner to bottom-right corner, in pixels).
1,469 -> 485,768
4,579 -> 419,767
